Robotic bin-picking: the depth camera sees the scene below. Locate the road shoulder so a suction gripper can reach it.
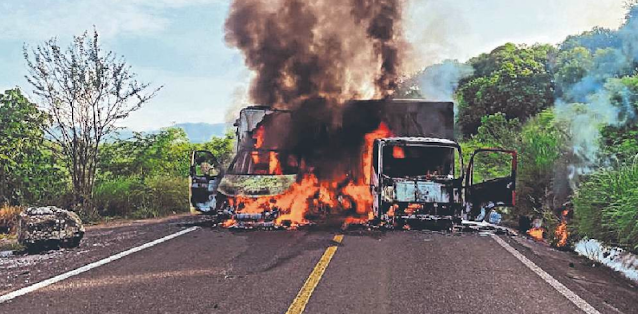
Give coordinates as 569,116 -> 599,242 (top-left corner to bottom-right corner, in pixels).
502,235 -> 638,314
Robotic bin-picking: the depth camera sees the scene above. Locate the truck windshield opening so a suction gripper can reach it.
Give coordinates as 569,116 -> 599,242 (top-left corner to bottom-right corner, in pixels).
382,145 -> 455,178
228,149 -> 300,175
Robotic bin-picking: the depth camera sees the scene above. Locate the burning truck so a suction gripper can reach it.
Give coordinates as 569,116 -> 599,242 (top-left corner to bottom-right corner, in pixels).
189,99 -> 517,229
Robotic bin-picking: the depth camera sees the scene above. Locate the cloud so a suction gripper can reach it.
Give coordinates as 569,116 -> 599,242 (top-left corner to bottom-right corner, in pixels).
0,0 -> 223,41
125,0 -> 224,8
118,67 -> 248,131
404,0 -> 627,67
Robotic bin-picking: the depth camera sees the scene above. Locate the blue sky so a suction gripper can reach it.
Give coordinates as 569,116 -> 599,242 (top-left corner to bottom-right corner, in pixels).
0,0 -> 629,130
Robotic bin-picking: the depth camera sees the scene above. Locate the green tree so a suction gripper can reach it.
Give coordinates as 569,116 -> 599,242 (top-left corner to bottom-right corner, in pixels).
600,76 -> 638,160
560,27 -> 621,53
553,47 -> 593,98
0,88 -> 66,205
457,43 -> 556,135
196,131 -> 236,169
98,128 -> 235,182
94,128 -> 235,218
98,128 -> 191,180
24,29 -> 161,213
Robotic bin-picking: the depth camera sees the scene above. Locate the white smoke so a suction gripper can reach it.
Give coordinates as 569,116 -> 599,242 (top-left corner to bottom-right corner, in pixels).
224,84 -> 251,127
417,60 -> 474,101
554,12 -> 638,187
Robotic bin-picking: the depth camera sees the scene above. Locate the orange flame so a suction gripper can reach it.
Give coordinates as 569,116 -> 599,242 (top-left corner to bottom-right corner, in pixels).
387,204 -> 398,218
527,227 -> 544,241
227,122 -> 394,227
269,151 -> 282,175
393,146 -> 405,159
555,209 -> 569,247
222,218 -> 237,228
254,125 -> 265,148
250,125 -> 284,175
362,122 -> 393,184
405,204 -> 422,215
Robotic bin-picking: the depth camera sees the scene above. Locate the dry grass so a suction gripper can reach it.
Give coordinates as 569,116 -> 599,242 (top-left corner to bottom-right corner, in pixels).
0,205 -> 23,235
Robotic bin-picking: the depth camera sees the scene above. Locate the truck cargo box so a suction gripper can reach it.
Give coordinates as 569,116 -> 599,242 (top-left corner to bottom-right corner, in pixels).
342,99 -> 455,140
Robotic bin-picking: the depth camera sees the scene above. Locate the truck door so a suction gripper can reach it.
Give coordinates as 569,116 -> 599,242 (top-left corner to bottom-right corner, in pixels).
370,140 -> 382,218
189,150 -> 221,213
465,149 -> 517,210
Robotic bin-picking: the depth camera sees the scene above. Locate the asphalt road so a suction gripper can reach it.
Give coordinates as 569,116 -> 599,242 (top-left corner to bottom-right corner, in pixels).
1,219 -> 637,314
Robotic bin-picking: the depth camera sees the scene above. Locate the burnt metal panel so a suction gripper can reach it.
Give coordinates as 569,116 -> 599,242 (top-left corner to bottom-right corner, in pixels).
395,180 -> 416,202
416,181 -> 450,203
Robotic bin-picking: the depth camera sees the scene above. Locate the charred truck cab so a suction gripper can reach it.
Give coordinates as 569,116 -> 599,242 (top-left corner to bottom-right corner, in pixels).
371,138 -> 517,227
371,137 -> 464,226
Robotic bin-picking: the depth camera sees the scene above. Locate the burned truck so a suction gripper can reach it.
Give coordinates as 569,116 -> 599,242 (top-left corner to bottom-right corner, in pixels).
370,139 -> 518,227
189,99 -> 517,228
345,99 -> 517,227
189,106 -> 298,218
372,139 -> 517,227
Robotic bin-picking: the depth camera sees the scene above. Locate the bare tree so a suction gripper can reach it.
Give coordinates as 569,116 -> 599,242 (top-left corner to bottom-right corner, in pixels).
24,29 -> 161,214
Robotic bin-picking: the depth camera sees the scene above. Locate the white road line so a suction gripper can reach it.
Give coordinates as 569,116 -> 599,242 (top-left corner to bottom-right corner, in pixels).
491,235 -> 601,314
0,226 -> 198,304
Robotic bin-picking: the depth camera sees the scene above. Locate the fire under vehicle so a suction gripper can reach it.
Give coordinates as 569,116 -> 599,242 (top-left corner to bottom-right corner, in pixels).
189,99 -> 517,229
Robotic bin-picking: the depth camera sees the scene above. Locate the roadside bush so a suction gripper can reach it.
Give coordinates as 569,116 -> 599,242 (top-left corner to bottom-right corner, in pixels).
0,205 -> 22,235
92,129 -> 232,221
143,176 -> 189,217
573,157 -> 638,251
93,175 -> 189,219
93,177 -> 145,217
517,110 -> 564,216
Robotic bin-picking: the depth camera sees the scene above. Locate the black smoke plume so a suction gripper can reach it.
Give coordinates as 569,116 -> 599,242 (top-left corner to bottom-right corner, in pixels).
225,0 -> 407,179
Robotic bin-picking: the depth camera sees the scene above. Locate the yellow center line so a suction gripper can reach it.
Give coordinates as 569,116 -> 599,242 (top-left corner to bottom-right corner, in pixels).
285,234 -> 344,314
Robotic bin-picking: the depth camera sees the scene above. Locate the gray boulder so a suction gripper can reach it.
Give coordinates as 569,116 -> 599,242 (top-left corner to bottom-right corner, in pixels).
17,206 -> 85,250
